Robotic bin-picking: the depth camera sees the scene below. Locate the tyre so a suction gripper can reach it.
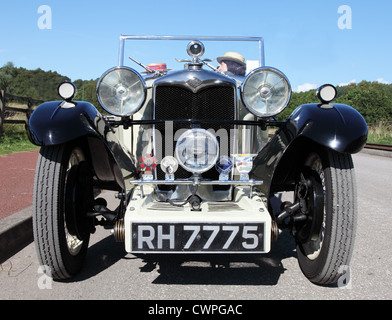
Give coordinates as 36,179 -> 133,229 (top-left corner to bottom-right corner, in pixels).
33,144 -> 94,280
295,149 -> 357,285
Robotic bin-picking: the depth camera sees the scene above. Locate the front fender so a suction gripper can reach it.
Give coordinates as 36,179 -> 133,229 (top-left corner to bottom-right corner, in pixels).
28,100 -> 139,195
251,103 -> 368,196
28,101 -> 100,146
287,103 -> 368,154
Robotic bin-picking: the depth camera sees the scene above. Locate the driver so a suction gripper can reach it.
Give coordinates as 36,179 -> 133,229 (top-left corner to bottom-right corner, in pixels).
217,52 -> 246,76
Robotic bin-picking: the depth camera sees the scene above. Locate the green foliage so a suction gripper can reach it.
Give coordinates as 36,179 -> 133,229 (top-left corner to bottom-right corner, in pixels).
279,89 -> 318,120
1,64 -> 71,101
335,81 -> 392,123
0,62 -> 100,105
367,121 -> 392,144
278,81 -> 392,126
0,62 -> 17,92
0,124 -> 39,155
0,62 -> 103,154
73,78 -> 102,111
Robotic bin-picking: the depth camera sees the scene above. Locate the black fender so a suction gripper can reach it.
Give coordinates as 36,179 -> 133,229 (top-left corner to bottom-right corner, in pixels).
28,101 -> 100,146
251,103 -> 368,197
287,103 -> 368,154
28,101 -> 139,193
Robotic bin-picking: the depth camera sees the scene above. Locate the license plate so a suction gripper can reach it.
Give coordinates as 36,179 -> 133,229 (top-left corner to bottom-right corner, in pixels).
131,223 -> 264,253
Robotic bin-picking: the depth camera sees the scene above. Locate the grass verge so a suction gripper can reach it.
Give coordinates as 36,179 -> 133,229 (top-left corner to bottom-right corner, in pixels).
0,124 -> 39,156
367,123 -> 392,145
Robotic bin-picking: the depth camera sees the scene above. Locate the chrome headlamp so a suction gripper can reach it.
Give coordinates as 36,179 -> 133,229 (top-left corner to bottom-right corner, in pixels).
241,67 -> 291,117
175,129 -> 219,174
96,67 -> 146,116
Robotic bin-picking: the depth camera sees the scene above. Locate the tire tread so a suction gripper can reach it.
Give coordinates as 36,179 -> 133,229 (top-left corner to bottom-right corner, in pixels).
32,145 -> 71,280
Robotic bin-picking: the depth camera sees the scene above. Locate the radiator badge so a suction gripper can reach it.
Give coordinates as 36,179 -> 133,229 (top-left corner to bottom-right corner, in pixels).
186,77 -> 203,89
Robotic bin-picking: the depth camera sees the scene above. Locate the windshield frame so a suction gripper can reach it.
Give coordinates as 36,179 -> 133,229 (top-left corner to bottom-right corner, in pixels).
118,35 -> 265,68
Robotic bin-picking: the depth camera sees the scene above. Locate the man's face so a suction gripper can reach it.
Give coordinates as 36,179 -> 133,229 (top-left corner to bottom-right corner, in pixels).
218,61 -> 228,72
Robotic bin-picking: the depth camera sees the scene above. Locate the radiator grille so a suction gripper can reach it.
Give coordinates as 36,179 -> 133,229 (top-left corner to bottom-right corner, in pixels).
155,86 -> 235,122
154,85 -> 236,184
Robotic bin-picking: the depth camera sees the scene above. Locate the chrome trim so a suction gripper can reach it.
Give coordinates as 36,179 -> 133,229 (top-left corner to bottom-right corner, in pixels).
153,68 -> 236,93
129,179 -> 263,186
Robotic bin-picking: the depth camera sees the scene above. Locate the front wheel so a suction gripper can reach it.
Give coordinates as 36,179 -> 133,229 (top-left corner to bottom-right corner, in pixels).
295,149 -> 357,285
33,144 -> 95,280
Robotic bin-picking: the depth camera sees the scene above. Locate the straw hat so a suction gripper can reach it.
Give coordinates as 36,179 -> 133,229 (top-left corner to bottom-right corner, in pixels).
217,52 -> 246,66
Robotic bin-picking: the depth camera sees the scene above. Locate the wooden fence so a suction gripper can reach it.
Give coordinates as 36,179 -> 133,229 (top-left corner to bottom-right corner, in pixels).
0,90 -> 43,133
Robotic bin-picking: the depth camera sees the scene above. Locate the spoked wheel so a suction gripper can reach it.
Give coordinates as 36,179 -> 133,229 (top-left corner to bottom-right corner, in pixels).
33,144 -> 95,280
294,149 -> 357,285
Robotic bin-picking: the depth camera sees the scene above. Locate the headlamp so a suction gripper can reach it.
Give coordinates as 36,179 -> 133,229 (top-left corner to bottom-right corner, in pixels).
241,67 -> 291,117
96,67 -> 146,116
175,129 -> 219,174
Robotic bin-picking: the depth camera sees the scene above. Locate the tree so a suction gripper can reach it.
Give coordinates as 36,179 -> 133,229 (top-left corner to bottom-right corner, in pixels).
336,81 -> 392,124
278,89 -> 318,120
0,62 -> 17,92
74,78 -> 101,111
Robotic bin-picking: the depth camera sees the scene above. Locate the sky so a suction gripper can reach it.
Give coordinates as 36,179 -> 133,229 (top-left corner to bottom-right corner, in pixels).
0,0 -> 391,92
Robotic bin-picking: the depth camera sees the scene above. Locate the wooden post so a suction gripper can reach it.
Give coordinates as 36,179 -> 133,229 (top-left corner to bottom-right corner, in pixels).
0,90 -> 5,134
27,97 -> 33,119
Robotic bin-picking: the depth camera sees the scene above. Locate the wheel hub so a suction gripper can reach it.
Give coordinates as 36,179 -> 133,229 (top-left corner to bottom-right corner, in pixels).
295,168 -> 324,244
64,162 -> 94,242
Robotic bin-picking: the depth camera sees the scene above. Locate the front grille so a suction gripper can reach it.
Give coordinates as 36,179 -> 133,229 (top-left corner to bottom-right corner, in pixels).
154,85 -> 236,184
155,86 -> 235,122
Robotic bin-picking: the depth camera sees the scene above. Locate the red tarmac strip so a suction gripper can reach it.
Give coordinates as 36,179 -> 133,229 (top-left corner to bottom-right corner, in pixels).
0,149 -> 39,220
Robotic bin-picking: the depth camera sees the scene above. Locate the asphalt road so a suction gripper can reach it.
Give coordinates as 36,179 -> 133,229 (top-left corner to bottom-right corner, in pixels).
1,151 -> 391,301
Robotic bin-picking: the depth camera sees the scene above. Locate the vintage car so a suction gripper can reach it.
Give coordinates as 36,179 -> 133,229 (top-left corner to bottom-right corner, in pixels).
28,35 -> 368,285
